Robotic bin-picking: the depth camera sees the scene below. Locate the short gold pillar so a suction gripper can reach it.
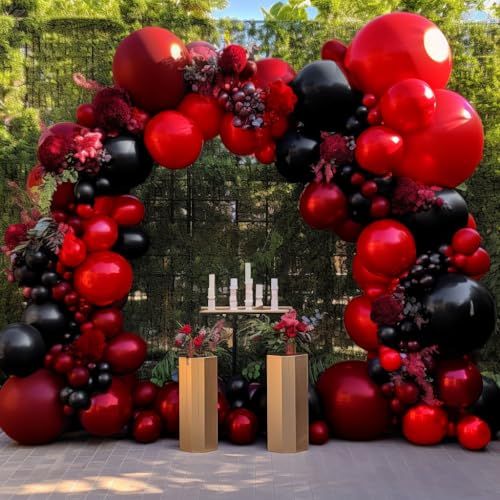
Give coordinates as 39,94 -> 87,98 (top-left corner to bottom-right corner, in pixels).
179,356 -> 218,452
266,353 -> 309,453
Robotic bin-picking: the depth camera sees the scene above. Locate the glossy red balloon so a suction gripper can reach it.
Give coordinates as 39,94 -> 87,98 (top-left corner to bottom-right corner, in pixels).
80,378 -> 132,437
51,181 -> 76,211
436,359 -> 483,408
355,126 -> 404,175
133,410 -> 162,443
357,220 -> 416,278
345,12 -> 452,96
68,366 -> 90,388
394,381 -> 420,405
452,228 -> 481,256
74,251 -> 133,306
83,215 -> 118,252
155,382 -> 180,435
352,255 -> 392,290
112,27 -> 189,112
226,408 -> 259,445
321,39 -> 347,64
462,248 -> 490,278
91,308 -> 124,338
380,78 -> 436,133
76,103 -> 96,128
178,94 -> 223,140
334,218 -> 362,242
309,420 -> 330,445
255,142 -> 276,164
379,348 -> 402,372
38,121 -> 82,147
105,332 -> 147,375
93,196 -> 114,216
186,40 -> 217,61
344,295 -> 379,352
218,391 -> 230,426
253,58 -> 296,88
316,361 -> 390,440
145,110 -> 204,169
133,380 -> 159,408
457,415 -> 491,451
220,114 -> 259,156
403,404 -> 448,446
299,182 -> 348,230
0,369 -> 65,445
394,90 -> 484,187
111,195 -> 145,226
59,233 -> 87,268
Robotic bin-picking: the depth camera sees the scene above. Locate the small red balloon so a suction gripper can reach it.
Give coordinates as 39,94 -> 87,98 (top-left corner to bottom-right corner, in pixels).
53,352 -> 74,374
76,103 -> 96,128
309,420 -> 329,445
334,218 -> 363,242
467,214 -> 477,229
321,39 -> 347,64
83,215 -> 119,252
344,295 -> 379,352
220,114 -> 259,156
91,308 -> 124,338
457,415 -> 491,451
59,233 -> 87,268
437,358 -> 483,408
145,110 -> 204,169
226,408 -> 259,445
105,332 -> 147,375
394,381 -> 419,405
186,40 -> 217,61
218,391 -> 230,426
402,404 -> 448,446
178,93 -> 223,140
133,380 -> 159,408
462,248 -> 490,278
133,410 -> 162,444
369,196 -> 391,218
155,382 -> 180,435
68,366 -> 90,388
452,228 -> 481,256
255,142 -> 276,164
253,58 -> 296,88
380,348 -> 402,372
111,195 -> 145,226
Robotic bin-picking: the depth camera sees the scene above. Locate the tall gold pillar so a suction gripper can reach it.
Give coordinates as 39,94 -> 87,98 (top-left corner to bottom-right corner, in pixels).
266,353 -> 309,453
179,356 -> 218,452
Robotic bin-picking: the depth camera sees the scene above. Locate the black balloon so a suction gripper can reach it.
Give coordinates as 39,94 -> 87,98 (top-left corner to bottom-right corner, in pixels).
423,274 -> 496,356
96,372 -> 113,392
41,271 -> 59,287
291,60 -> 356,131
94,176 -> 114,195
469,376 -> 500,434
31,285 -> 50,304
248,385 -> 267,422
68,390 -> 91,410
275,130 -> 319,183
60,386 -> 73,405
0,323 -> 46,377
25,249 -> 49,271
226,375 -> 249,402
113,226 -> 150,259
22,302 -> 68,345
13,264 -> 39,287
101,136 -> 153,193
378,326 -> 400,348
367,358 -> 390,385
308,384 -> 323,421
74,180 -> 95,205
400,189 -> 468,251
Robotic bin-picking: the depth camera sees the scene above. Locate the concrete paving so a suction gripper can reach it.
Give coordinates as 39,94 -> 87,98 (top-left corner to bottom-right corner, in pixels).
0,431 -> 499,499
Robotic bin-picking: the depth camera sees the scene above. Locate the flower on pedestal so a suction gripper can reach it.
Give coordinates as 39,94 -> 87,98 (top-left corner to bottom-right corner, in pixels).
175,320 -> 224,358
273,309 -> 313,355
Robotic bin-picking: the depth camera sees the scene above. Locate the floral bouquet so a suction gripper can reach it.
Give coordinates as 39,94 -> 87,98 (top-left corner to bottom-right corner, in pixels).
273,309 -> 314,355
174,320 -> 225,358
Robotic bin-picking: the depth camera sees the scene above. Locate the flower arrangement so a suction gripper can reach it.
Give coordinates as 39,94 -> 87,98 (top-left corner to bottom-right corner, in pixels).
273,309 -> 314,355
174,320 -> 225,358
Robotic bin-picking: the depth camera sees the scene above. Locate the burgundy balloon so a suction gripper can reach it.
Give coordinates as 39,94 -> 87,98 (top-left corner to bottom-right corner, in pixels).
309,420 -> 330,445
105,332 -> 147,375
91,307 -> 124,338
133,410 -> 162,444
133,380 -> 159,408
155,382 -> 180,435
218,391 -> 231,426
226,408 -> 259,445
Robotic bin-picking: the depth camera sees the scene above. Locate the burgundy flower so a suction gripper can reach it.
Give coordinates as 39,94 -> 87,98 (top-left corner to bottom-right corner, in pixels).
320,133 -> 354,164
371,294 -> 404,326
3,223 -> 28,250
391,177 -> 438,215
219,45 -> 247,74
37,134 -> 71,172
92,87 -> 132,133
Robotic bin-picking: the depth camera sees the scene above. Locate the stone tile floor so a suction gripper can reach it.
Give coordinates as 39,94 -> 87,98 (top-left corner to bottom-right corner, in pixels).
0,431 -> 499,499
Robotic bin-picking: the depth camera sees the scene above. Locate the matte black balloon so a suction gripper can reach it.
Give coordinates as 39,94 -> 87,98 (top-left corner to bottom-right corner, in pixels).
291,60 -> 356,131
378,326 -> 400,348
25,249 -> 49,271
96,372 -> 113,392
13,264 -> 39,287
60,386 -> 73,405
0,323 -> 46,377
74,180 -> 95,205
226,375 -> 249,402
308,384 -> 323,421
248,386 -> 267,422
94,176 -> 114,195
400,189 -> 468,251
30,285 -> 51,304
101,136 -> 153,193
469,376 -> 500,433
367,358 -> 390,385
423,274 -> 496,356
275,130 -> 319,183
41,271 -> 60,287
22,302 -> 68,345
230,398 -> 247,409
113,226 -> 150,259
68,390 -> 91,410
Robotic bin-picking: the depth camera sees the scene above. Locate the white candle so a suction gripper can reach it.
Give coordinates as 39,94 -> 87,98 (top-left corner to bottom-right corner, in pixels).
245,262 -> 251,282
208,274 -> 215,297
271,278 -> 279,310
230,278 -> 238,310
245,279 -> 253,310
255,284 -> 263,307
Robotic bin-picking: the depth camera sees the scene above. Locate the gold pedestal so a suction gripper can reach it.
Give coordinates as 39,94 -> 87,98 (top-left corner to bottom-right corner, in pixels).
266,354 -> 309,453
179,356 -> 218,452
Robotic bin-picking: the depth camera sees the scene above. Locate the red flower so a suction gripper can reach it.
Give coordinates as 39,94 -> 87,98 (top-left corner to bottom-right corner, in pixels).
219,45 -> 248,74
179,324 -> 192,335
266,80 -> 297,117
391,177 -> 438,215
92,87 -> 132,133
4,223 -> 28,250
37,134 -> 72,172
274,309 -> 308,339
320,133 -> 353,164
371,294 -> 404,326
193,335 -> 204,348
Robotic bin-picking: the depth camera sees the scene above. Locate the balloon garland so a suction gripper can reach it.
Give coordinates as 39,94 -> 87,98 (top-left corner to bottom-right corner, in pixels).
0,13 -> 497,451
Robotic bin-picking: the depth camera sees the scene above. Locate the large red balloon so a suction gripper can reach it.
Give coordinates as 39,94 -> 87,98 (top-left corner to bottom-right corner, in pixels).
111,195 -> 145,226
220,114 -> 258,156
436,358 -> 483,408
226,408 -> 259,445
74,251 -> 133,306
178,94 -> 223,140
345,12 -> 452,96
357,220 -> 416,278
0,369 -> 65,445
316,361 -> 390,440
59,233 -> 87,268
155,382 -> 180,435
112,27 -> 189,112
105,332 -> 147,375
402,404 -> 448,446
253,58 -> 296,88
394,89 -> 484,188
133,410 -> 162,444
83,215 -> 118,252
457,415 -> 491,451
352,255 -> 392,289
145,110 -> 204,169
80,378 -> 132,437
344,295 -> 379,352
299,182 -> 347,230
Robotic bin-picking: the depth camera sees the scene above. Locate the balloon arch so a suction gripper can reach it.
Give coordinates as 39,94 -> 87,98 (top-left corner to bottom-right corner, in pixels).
0,12 -> 497,450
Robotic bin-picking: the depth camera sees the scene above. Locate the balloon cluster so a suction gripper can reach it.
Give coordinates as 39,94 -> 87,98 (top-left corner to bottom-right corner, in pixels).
0,13 -> 497,451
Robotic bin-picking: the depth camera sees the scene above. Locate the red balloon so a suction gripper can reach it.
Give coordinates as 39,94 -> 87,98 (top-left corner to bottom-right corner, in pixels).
467,213 -> 477,229
379,348 -> 402,372
462,248 -> 490,278
226,408 -> 259,445
355,126 -> 404,175
457,415 -> 491,451
74,251 -> 133,306
380,79 -> 436,133
133,410 -> 162,443
369,196 -> 391,219
255,142 -> 276,164
345,12 -> 452,96
145,110 -> 203,169
91,308 -> 124,338
452,228 -> 481,256
133,380 -> 159,408
253,58 -> 296,88
402,404 -> 448,445
309,420 -> 330,445
394,381 -> 420,405
218,391 -> 230,426
0,369 -> 65,445
83,216 -> 118,252
38,121 -> 82,147
353,254 -> 392,289
220,114 -> 259,156
59,233 -> 87,268
155,382 -> 179,435
93,196 -> 114,216
436,358 -> 483,408
321,39 -> 347,64
394,90 -> 484,188
26,164 -> 44,192
112,27 -> 189,112
299,182 -> 347,230
111,195 -> 145,226
68,366 -> 90,388
316,361 -> 390,440
51,181 -> 75,211
334,218 -> 362,242
80,378 -> 132,437
105,332 -> 147,375
76,103 -> 96,128
178,94 -> 223,140
357,220 -> 416,278
344,295 -> 379,352
186,40 -> 217,61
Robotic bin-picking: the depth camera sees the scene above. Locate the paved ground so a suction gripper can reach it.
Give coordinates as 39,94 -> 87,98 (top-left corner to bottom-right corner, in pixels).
0,431 -> 499,500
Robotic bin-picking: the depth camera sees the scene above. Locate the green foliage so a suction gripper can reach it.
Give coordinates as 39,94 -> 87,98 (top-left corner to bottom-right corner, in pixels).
262,0 -> 311,21
150,350 -> 177,386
